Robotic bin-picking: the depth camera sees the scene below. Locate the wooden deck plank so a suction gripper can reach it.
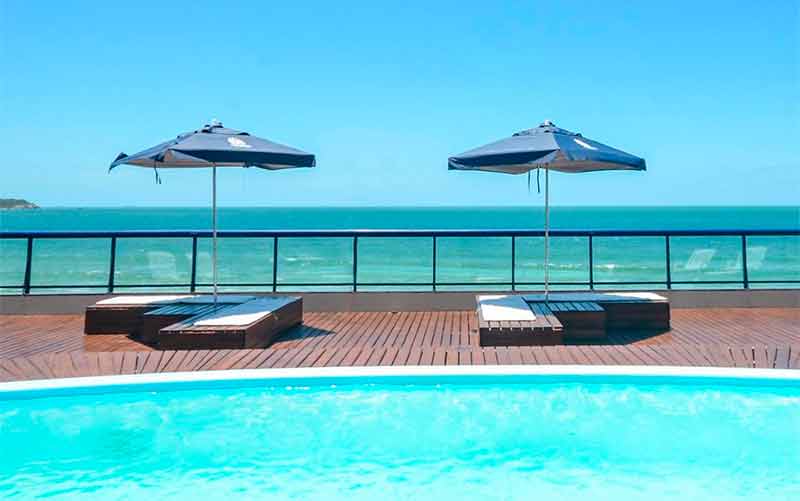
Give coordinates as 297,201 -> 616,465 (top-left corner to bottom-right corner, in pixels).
774,346 -> 791,369
26,353 -> 57,379
264,348 -> 299,368
174,350 -> 205,372
380,347 -> 399,366
753,346 -> 771,369
68,352 -> 92,376
209,350 -> 252,371
790,345 -> 800,369
730,346 -> 752,368
311,348 -> 336,368
297,348 -> 325,368
394,346 -> 411,366
365,347 -> 386,366
0,361 -> 19,381
50,352 -> 77,378
323,345 -> 352,367
482,347 -> 498,365
406,346 -> 423,365
10,356 -> 46,380
247,349 -> 281,369
194,350 -> 229,371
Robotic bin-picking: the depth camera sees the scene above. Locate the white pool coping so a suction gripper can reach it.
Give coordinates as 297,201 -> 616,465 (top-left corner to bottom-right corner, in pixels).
1,365 -> 798,400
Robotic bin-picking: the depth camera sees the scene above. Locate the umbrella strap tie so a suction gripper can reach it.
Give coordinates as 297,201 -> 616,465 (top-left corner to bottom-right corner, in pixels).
153,167 -> 162,185
527,170 -> 542,194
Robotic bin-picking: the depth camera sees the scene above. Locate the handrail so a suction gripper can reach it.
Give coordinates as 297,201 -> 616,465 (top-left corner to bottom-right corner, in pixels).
1,228 -> 798,238
1,228 -> 798,293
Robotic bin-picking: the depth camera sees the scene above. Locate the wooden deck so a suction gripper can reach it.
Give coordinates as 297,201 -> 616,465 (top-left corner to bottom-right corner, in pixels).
1,308 -> 799,381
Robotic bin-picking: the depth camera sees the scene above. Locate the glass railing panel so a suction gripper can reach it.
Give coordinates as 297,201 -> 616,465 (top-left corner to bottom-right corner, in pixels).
357,237 -> 433,291
746,236 -> 800,288
195,237 -> 274,292
593,237 -> 666,290
30,238 -> 109,293
515,236 -> 590,291
3,231 -> 798,295
114,238 -> 192,292
0,238 -> 27,294
670,236 -> 742,289
436,237 -> 511,291
277,237 -> 353,292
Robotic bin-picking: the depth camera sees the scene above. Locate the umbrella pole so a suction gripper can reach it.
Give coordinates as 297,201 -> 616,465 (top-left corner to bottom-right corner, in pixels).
544,166 -> 550,304
212,164 -> 218,307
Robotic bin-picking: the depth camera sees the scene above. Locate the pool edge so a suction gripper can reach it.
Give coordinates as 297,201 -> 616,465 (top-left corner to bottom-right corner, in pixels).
1,365 -> 798,400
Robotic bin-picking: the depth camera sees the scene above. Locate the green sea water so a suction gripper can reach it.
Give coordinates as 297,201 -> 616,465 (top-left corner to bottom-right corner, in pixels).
1,206 -> 798,293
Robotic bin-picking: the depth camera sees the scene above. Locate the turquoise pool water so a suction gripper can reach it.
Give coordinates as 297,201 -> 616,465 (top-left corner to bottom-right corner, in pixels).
1,379 -> 798,500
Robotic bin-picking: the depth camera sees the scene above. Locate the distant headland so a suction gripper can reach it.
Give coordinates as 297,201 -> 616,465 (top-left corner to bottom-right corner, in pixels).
0,198 -> 39,210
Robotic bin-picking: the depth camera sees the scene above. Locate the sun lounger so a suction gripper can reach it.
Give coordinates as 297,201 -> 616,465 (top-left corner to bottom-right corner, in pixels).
158,296 -> 303,350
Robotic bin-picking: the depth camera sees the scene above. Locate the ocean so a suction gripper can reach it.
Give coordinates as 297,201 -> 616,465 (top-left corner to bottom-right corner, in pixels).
1,206 -> 798,293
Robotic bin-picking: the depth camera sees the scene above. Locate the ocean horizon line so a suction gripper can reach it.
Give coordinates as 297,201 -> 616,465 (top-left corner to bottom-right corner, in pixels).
6,204 -> 800,210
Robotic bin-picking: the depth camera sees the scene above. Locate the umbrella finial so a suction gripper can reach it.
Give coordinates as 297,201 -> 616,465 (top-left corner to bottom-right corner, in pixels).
541,119 -> 555,127
210,118 -> 222,127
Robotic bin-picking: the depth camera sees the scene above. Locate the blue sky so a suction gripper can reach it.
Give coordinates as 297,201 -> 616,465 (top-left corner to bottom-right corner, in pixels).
1,1 -> 797,207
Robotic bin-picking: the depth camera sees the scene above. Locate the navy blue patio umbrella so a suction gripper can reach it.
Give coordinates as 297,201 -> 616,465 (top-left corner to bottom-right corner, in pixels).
110,120 -> 316,302
449,121 -> 645,300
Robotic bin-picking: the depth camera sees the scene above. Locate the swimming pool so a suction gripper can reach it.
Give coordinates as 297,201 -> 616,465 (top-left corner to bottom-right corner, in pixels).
1,367 -> 798,500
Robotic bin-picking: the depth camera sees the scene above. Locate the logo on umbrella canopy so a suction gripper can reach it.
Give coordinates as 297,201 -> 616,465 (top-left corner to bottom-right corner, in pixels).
573,138 -> 598,150
227,137 -> 252,148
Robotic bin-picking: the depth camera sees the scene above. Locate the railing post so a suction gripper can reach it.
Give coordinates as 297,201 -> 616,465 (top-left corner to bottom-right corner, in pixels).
588,235 -> 594,290
107,237 -> 117,293
189,236 -> 197,293
432,236 -> 437,292
352,236 -> 358,292
272,236 -> 279,292
511,235 -> 516,292
741,234 -> 749,289
22,237 -> 33,295
665,235 -> 672,289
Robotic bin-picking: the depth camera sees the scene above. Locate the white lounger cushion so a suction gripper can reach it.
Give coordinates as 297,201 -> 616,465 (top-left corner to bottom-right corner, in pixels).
523,292 -> 667,303
477,295 -> 536,321
193,296 -> 299,327
96,295 -> 195,306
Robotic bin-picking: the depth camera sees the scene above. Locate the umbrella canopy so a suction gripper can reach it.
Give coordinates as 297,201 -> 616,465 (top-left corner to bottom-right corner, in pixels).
449,121 -> 645,301
110,121 -> 315,303
449,120 -> 645,174
110,121 -> 316,171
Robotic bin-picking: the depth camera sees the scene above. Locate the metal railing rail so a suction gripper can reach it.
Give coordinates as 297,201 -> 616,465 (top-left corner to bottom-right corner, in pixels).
2,229 -> 798,293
